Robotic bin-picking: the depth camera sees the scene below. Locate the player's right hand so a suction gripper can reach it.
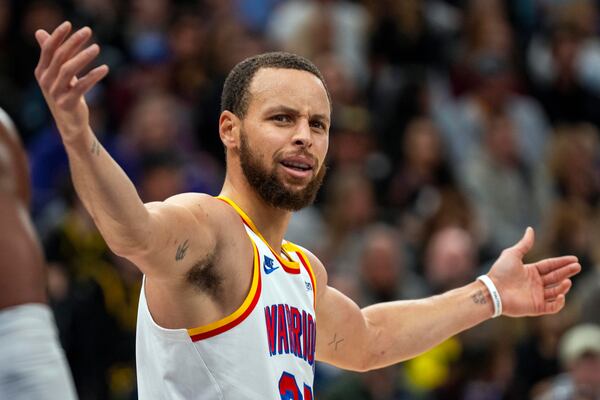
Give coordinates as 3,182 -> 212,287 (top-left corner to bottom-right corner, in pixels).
34,21 -> 109,144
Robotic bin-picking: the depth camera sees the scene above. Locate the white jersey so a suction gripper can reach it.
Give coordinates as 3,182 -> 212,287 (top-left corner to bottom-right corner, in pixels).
136,196 -> 318,399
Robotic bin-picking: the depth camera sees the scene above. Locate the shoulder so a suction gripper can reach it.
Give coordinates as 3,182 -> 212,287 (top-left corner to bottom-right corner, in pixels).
146,193 -> 251,253
286,242 -> 329,294
152,193 -> 244,226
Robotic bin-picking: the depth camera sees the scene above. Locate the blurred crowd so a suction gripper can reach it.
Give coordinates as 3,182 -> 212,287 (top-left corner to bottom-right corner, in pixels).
2,0 -> 600,399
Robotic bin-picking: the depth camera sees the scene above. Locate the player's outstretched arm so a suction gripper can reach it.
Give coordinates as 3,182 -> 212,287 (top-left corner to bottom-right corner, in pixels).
313,228 -> 581,372
34,22 -> 215,276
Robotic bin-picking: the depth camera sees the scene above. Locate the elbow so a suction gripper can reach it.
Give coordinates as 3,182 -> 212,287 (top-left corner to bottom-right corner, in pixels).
350,361 -> 373,373
356,349 -> 380,373
93,217 -> 153,259
106,241 -> 145,260
352,327 -> 383,373
346,350 -> 378,373
359,316 -> 389,372
103,229 -> 153,260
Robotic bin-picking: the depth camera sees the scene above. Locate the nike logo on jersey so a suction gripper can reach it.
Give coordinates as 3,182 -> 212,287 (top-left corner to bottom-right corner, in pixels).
263,256 -> 279,274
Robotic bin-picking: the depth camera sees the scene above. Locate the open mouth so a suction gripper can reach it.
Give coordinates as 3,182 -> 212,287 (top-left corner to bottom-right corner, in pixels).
280,160 -> 313,172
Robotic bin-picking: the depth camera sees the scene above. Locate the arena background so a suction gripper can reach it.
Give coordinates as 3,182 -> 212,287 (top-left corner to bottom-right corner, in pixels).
2,0 -> 600,398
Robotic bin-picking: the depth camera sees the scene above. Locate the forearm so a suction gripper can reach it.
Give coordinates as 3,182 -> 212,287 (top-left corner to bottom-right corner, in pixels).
360,280 -> 493,370
64,127 -> 151,255
316,229 -> 581,372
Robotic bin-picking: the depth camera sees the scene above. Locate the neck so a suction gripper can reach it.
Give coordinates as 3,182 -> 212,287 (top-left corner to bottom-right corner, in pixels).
220,173 -> 292,252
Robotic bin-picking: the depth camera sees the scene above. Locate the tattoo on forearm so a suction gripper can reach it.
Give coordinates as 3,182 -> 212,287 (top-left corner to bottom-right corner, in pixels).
90,140 -> 100,156
328,333 -> 344,351
472,290 -> 487,305
175,239 -> 190,261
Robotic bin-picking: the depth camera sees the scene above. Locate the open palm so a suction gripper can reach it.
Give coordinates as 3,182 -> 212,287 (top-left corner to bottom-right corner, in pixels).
487,227 -> 581,317
34,22 -> 109,143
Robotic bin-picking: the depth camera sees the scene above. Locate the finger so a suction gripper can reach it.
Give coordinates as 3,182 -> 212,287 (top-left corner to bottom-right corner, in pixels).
71,65 -> 109,98
532,255 -> 579,275
541,262 -> 581,286
543,294 -> 565,314
35,29 -> 50,46
544,279 -> 571,299
54,44 -> 100,92
45,27 -> 93,83
510,227 -> 534,258
36,21 -> 72,71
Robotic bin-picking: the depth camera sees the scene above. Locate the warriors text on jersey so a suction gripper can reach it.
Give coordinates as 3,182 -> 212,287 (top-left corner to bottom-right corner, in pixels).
136,196 -> 318,399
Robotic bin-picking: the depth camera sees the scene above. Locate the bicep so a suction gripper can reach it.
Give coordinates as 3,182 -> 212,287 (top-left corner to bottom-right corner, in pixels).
315,284 -> 372,371
301,250 -> 372,371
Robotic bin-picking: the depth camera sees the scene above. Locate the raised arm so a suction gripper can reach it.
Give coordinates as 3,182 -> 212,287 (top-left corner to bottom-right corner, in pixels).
312,228 -> 581,372
34,22 -> 215,276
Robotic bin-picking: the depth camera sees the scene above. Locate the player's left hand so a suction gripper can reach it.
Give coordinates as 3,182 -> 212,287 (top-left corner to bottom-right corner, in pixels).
486,227 -> 581,317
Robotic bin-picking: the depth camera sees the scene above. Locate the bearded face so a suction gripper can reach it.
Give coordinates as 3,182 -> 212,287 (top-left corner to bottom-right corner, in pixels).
239,130 -> 326,211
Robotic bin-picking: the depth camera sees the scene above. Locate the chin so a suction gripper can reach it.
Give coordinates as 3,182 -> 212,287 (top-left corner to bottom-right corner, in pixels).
277,173 -> 310,188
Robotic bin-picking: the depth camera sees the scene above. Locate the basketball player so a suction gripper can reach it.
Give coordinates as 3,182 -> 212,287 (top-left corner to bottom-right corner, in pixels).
0,107 -> 77,399
34,22 -> 581,399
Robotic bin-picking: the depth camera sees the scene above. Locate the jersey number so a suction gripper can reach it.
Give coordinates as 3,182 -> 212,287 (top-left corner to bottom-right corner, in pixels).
279,372 -> 313,400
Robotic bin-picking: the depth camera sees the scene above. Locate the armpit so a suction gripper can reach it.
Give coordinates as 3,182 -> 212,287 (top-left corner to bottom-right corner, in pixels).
186,252 -> 224,301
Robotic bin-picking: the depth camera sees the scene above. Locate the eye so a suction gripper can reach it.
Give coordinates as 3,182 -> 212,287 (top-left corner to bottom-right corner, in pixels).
310,120 -> 326,131
271,114 -> 292,123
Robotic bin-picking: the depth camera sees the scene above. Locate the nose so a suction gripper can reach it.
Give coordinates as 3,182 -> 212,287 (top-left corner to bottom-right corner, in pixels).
292,118 -> 312,148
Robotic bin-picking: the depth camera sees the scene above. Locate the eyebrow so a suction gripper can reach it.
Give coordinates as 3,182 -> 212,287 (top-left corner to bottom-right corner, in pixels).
265,105 -> 330,125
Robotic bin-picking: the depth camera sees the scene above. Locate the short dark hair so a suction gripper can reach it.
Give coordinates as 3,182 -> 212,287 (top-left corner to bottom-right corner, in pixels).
221,52 -> 331,118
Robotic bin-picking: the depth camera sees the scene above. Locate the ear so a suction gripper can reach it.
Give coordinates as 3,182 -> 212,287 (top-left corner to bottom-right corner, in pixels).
219,110 -> 241,151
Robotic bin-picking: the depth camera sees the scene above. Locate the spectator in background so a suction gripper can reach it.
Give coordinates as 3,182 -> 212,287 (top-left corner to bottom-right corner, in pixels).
124,0 -> 171,59
534,324 -> 600,400
451,0 -> 516,95
167,10 -> 209,103
357,224 -> 427,306
422,226 -> 479,294
435,50 -> 550,177
528,0 -> 600,127
192,6 -> 267,164
320,168 -> 376,277
435,0 -> 550,177
70,0 -> 123,47
387,117 -> 458,248
116,92 -> 220,193
574,218 -> 600,326
365,0 -> 455,154
547,124 -> 600,206
266,0 -> 370,86
537,124 -> 600,279
515,312 -> 577,396
460,114 -> 551,255
15,0 -> 67,140
138,151 -> 186,203
534,201 -> 595,283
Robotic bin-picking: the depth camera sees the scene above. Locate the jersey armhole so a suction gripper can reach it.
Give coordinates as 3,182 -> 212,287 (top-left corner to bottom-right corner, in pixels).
187,239 -> 261,341
282,242 -> 317,308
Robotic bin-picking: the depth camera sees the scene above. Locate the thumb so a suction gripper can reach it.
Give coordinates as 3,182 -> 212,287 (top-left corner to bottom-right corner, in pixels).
35,29 -> 50,46
511,227 -> 534,258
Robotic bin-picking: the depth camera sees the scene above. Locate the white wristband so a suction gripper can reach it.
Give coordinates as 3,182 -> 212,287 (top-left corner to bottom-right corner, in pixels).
477,275 -> 502,318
